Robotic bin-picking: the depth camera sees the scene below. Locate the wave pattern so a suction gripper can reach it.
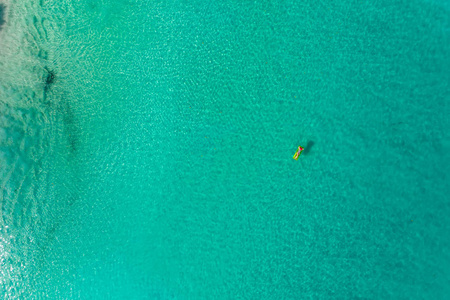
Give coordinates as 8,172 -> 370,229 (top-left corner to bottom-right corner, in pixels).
0,0 -> 450,298
0,0 -> 78,296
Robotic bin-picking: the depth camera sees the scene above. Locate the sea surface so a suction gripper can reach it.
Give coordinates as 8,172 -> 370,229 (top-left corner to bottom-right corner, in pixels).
0,0 -> 449,298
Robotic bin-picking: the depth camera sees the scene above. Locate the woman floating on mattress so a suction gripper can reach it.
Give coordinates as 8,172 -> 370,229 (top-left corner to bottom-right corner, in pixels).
293,146 -> 304,160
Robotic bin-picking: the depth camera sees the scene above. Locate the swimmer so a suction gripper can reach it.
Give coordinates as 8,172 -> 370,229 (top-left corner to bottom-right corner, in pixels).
293,146 -> 304,160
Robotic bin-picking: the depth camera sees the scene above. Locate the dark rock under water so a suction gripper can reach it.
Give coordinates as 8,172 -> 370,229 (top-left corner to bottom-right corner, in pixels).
44,68 -> 56,90
0,4 -> 6,31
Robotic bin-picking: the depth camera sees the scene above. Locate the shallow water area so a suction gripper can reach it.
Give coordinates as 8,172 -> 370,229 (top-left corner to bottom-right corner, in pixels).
1,0 -> 450,298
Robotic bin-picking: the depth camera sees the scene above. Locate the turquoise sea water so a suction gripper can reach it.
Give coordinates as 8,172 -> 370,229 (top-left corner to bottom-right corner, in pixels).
1,0 -> 449,298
